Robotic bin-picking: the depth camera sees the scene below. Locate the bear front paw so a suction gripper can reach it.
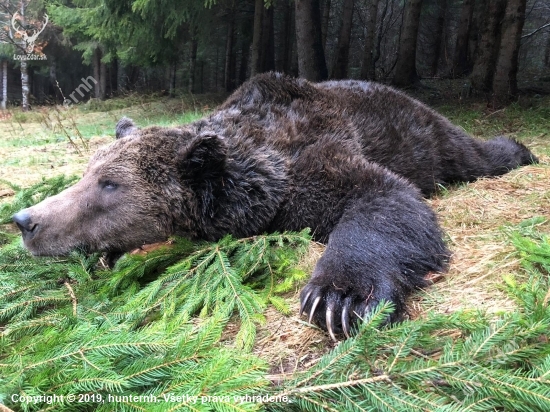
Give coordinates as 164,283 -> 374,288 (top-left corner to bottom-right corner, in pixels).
299,280 -> 400,341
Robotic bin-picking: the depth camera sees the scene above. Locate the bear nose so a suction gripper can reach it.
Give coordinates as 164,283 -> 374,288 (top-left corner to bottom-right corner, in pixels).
12,210 -> 38,238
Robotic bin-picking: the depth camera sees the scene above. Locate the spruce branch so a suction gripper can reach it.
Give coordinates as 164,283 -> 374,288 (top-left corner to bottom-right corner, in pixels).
2,181 -> 550,412
0,175 -> 79,224
63,281 -> 77,316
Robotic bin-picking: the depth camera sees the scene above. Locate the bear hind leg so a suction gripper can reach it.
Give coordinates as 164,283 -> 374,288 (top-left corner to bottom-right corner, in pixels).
482,136 -> 538,176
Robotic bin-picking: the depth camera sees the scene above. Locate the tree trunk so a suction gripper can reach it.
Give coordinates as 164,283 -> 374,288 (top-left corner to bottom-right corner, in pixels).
224,17 -> 236,92
100,60 -> 107,100
20,60 -> 29,111
260,5 -> 275,72
291,20 -> 300,77
1,60 -> 7,110
189,36 -> 198,94
169,61 -> 177,97
278,0 -> 294,73
18,2 -> 30,110
214,44 -> 219,91
492,0 -> 527,107
118,62 -> 127,91
468,0 -> 483,67
199,60 -> 204,93
238,14 -> 253,85
321,0 -> 331,51
295,0 -> 328,81
239,38 -> 250,85
250,0 -> 264,76
453,0 -> 475,76
29,66 -> 35,101
373,0 -> 390,68
393,0 -> 423,87
360,0 -> 380,80
92,48 -> 101,98
165,66 -> 171,92
111,58 -> 118,94
330,0 -> 355,79
49,59 -> 63,103
470,0 -> 506,92
428,0 -> 447,77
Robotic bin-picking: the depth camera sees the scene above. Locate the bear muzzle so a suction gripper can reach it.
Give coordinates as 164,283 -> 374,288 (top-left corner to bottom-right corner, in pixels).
12,209 -> 38,242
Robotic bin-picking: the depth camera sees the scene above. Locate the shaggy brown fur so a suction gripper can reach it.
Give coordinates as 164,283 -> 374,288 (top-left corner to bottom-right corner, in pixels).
13,73 -> 538,340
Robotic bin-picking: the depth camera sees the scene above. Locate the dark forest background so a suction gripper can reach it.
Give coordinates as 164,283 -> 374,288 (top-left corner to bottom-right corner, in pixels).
0,0 -> 549,111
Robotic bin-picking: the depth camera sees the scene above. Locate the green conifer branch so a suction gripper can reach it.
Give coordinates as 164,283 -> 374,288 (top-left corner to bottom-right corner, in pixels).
1,179 -> 549,412
0,176 -> 78,224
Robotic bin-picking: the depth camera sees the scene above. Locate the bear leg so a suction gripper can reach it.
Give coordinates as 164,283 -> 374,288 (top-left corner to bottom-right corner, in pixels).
300,170 -> 450,340
481,136 -> 539,176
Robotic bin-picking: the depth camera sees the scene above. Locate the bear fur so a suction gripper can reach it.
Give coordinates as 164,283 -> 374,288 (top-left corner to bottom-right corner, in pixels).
13,73 -> 538,340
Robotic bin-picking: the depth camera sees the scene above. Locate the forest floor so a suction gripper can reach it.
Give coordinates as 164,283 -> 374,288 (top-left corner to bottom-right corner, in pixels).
0,89 -> 549,376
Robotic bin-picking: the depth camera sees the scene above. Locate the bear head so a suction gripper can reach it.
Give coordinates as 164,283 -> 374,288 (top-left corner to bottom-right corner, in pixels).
12,118 -> 232,258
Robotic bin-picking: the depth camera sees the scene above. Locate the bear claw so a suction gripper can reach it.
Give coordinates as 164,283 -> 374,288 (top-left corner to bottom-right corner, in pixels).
326,308 -> 336,341
341,302 -> 351,338
299,290 -> 312,316
300,283 -> 361,341
308,295 -> 322,324
300,282 -> 389,341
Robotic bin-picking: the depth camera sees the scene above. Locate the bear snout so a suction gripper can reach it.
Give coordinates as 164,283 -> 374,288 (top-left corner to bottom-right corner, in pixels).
12,209 -> 38,240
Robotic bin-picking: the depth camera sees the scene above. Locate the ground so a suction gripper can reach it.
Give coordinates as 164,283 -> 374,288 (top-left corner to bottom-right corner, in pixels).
1,88 -> 549,378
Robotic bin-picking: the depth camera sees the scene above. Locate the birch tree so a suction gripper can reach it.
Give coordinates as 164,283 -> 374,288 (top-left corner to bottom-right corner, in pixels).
1,59 -> 6,110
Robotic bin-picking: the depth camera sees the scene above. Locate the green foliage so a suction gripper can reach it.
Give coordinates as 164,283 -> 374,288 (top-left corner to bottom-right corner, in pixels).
269,306 -> 550,411
510,219 -> 550,275
0,178 -> 310,411
46,0 -> 212,68
0,175 -> 79,224
1,178 -> 549,412
110,231 -> 311,350
0,232 -> 310,409
436,98 -> 550,142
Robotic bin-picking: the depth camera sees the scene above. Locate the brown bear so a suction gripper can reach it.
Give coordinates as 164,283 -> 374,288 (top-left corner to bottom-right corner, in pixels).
12,72 -> 538,341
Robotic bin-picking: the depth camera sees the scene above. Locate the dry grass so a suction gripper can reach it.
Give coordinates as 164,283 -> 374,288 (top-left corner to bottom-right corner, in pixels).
252,243 -> 334,380
423,162 -> 550,315
0,110 -> 115,189
0,135 -> 111,188
0,96 -> 214,189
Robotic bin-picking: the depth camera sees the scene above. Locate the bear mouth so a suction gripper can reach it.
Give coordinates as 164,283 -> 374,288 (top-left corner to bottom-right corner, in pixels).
23,241 -> 93,258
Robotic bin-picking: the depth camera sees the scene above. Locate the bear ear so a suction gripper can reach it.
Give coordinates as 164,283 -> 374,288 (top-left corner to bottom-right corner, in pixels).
116,117 -> 138,139
177,133 -> 227,179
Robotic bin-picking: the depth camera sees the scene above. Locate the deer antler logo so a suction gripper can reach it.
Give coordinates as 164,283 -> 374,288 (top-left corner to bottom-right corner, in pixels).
11,13 -> 48,54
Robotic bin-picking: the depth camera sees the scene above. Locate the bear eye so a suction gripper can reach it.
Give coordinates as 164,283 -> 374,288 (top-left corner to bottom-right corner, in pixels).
100,180 -> 119,191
